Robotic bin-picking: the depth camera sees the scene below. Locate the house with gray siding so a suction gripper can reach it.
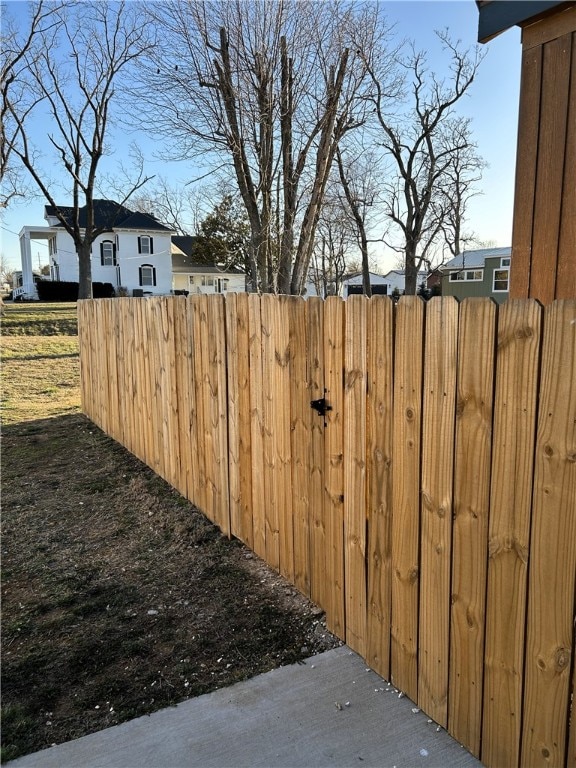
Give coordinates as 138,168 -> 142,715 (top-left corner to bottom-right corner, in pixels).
440,247 -> 511,304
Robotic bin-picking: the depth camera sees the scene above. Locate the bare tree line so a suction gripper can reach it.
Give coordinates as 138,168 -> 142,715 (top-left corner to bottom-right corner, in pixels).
2,0 -> 485,298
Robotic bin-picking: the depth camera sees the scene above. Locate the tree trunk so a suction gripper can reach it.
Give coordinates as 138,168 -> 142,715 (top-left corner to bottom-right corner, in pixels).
404,243 -> 418,295
77,241 -> 93,299
290,52 -> 350,296
361,230 -> 372,297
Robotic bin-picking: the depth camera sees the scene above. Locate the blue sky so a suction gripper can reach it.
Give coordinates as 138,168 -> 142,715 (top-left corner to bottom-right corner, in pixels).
0,0 -> 522,272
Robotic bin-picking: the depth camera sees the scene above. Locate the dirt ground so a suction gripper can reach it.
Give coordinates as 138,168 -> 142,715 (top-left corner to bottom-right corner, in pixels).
1,413 -> 341,762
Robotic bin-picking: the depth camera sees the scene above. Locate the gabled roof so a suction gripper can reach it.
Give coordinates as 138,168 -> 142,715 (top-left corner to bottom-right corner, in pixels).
442,246 -> 511,271
44,199 -> 172,232
383,269 -> 428,279
342,271 -> 386,282
171,236 -> 244,274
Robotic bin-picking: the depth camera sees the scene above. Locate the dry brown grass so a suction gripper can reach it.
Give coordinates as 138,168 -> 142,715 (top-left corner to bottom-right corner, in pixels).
1,336 -> 81,424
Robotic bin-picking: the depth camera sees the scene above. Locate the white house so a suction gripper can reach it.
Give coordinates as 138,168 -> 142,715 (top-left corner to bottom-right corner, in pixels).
341,271 -> 392,298
383,269 -> 429,295
17,200 -> 174,299
171,236 -> 246,295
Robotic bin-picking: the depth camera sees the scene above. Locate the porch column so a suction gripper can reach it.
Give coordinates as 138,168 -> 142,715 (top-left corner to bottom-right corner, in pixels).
19,230 -> 36,298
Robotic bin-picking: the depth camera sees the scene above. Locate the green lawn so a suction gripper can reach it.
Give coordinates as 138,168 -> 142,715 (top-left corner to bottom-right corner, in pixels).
1,301 -> 78,336
1,303 -> 81,424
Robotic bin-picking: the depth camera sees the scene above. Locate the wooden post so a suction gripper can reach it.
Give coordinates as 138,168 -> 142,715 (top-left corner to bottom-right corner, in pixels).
510,5 -> 576,301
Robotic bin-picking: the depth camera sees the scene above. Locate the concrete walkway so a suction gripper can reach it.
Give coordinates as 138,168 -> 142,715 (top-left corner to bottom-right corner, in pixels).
10,646 -> 483,768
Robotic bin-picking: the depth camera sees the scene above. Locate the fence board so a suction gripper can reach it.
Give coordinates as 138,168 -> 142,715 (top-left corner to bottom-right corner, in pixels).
77,302 -> 92,420
482,299 -> 542,768
192,295 -> 208,516
344,295 -> 368,657
206,295 -> 230,536
248,295 -> 266,561
449,298 -> 496,757
569,660 -> 576,767
323,297 -> 345,637
155,298 -> 171,484
136,297 -> 154,471
226,293 -> 253,545
288,297 -> 311,596
226,293 -> 241,536
529,37 -> 571,304
308,297 -> 326,608
183,297 -> 200,507
102,301 -> 120,446
391,296 -> 424,702
556,35 -> 576,300
95,301 -> 110,435
261,295 -> 281,571
419,297 -> 459,727
166,299 -> 181,492
276,297 -> 294,581
521,299 -> 576,768
236,293 -> 254,547
172,297 -> 192,500
122,299 -> 137,458
124,299 -> 138,458
510,45 -> 541,299
366,296 -> 394,681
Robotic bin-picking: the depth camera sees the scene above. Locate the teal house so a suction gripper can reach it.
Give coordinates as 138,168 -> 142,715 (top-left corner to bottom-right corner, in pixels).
440,247 -> 511,304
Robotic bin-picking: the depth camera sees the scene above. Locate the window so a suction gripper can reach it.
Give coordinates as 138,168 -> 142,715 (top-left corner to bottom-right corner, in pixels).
139,264 -> 156,287
188,276 -> 195,285
48,236 -> 57,256
493,268 -> 509,292
201,275 -> 214,287
501,257 -> 511,267
100,240 -> 116,266
449,269 -> 483,282
138,236 -> 154,255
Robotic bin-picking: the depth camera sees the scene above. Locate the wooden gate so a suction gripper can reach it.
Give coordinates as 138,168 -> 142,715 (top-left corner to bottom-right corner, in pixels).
225,294 -> 348,637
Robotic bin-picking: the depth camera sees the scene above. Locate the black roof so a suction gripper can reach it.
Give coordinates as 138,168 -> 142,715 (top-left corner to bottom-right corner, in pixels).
477,1 -> 571,43
45,199 -> 172,232
172,235 -> 244,273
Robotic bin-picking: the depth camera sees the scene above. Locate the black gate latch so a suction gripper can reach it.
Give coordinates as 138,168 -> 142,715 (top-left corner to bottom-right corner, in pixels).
310,397 -> 332,419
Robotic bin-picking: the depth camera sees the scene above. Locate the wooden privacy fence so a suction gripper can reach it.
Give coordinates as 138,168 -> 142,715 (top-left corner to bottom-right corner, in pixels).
77,295 -> 576,768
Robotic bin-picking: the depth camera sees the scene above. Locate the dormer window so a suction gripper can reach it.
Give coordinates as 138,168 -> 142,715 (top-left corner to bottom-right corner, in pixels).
100,240 -> 117,266
138,236 -> 154,255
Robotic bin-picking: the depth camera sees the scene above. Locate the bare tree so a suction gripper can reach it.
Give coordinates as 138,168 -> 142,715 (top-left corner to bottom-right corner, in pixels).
335,144 -> 384,297
138,0 -> 390,294
364,31 -> 485,294
0,252 -> 16,288
4,2 -> 155,298
308,195 -> 356,298
0,1 -> 63,209
131,177 -> 205,235
436,126 -> 486,259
